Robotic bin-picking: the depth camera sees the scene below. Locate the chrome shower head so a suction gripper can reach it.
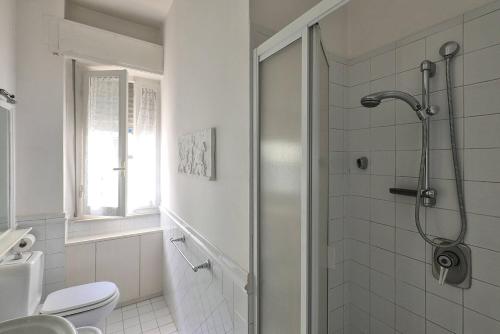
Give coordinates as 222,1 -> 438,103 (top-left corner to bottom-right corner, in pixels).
361,90 -> 425,120
360,96 -> 381,108
439,41 -> 460,59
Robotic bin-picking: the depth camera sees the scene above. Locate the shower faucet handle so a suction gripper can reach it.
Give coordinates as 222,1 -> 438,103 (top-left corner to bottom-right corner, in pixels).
438,267 -> 449,285
437,251 -> 460,285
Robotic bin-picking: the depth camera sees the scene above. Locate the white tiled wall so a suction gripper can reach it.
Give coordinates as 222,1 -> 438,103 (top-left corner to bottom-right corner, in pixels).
328,2 -> 500,333
14,213 -> 161,302
16,216 -> 66,299
161,212 -> 249,334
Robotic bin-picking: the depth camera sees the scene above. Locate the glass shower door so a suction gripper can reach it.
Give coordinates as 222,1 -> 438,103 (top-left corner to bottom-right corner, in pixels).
258,37 -> 305,334
255,23 -> 330,333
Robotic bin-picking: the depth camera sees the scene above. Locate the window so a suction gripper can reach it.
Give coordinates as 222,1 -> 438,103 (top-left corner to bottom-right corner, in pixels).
76,69 -> 160,218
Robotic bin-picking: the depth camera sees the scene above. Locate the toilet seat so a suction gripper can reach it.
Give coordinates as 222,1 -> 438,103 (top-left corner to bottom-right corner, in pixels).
40,282 -> 119,317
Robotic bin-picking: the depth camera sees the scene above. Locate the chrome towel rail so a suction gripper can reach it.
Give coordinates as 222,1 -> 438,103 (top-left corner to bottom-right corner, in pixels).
169,235 -> 211,272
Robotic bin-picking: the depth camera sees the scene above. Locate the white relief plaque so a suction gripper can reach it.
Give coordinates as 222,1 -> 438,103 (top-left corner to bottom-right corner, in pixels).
178,128 -> 216,180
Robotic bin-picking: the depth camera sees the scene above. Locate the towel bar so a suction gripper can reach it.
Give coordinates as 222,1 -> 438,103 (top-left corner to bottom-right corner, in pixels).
169,236 -> 211,272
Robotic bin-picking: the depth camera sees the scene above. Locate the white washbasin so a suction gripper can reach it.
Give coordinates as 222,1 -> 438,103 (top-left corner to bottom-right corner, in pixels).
0,315 -> 77,334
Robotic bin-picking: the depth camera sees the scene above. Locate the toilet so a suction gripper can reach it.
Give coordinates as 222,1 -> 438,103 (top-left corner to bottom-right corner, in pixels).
0,251 -> 120,330
40,281 -> 120,329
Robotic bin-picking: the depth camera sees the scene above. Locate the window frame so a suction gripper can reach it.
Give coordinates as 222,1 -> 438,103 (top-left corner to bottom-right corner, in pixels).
74,69 -> 161,220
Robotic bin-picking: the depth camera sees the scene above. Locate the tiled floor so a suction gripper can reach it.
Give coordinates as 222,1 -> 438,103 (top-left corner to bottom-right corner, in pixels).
104,296 -> 178,334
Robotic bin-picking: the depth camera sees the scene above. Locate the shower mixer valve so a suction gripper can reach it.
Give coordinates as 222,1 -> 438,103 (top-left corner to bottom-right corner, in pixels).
432,239 -> 471,288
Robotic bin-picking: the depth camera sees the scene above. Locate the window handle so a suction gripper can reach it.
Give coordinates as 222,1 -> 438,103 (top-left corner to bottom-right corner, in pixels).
112,167 -> 126,171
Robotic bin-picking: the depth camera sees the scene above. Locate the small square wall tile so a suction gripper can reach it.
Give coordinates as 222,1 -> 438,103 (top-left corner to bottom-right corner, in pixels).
396,39 -> 426,72
465,279 -> 500,321
45,237 -> 65,254
371,50 -> 396,80
464,309 -> 500,334
347,60 -> 370,86
464,44 -> 500,85
46,221 -> 65,239
396,306 -> 425,334
396,281 -> 425,317
464,9 -> 500,52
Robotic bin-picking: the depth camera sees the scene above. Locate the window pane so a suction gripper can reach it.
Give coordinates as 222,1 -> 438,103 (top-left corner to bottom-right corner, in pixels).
85,76 -> 121,215
127,83 -> 159,213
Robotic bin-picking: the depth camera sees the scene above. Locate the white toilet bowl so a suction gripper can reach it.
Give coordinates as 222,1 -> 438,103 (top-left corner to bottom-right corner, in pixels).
40,281 -> 120,329
77,326 -> 103,334
0,251 -> 120,330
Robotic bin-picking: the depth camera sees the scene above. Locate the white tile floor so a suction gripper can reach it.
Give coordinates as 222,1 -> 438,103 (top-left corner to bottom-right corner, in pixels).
104,296 -> 178,334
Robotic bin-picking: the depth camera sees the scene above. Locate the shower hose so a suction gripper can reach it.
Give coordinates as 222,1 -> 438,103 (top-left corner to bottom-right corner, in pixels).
414,57 -> 467,248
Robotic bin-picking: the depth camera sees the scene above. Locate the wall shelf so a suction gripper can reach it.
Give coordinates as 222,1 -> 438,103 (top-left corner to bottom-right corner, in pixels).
0,228 -> 32,259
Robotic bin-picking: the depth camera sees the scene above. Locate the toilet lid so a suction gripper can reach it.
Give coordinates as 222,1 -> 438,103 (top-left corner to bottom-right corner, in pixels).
41,282 -> 118,315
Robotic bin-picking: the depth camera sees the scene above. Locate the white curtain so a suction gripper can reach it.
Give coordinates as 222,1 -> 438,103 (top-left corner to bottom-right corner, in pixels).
127,84 -> 159,212
85,76 -> 120,215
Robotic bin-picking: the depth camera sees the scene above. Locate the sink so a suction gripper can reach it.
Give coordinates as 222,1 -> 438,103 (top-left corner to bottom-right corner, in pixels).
0,315 -> 77,334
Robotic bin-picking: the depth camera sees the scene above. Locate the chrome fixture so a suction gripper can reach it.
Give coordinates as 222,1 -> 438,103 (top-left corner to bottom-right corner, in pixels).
429,41 -> 469,286
169,235 -> 211,272
0,89 -> 16,104
356,156 -> 368,170
439,41 -> 460,59
361,91 -> 424,120
432,239 -> 471,288
361,41 -> 469,287
361,60 -> 439,209
419,60 -> 438,208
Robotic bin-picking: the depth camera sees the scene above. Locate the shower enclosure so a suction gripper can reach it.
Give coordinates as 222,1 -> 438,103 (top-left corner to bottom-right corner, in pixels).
253,23 -> 330,333
253,0 -> 500,333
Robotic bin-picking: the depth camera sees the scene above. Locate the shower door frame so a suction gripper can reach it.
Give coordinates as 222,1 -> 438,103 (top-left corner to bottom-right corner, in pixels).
251,0 -> 349,332
252,28 -> 311,334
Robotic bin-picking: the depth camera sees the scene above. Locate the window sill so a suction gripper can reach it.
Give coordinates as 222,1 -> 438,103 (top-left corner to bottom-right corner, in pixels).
66,226 -> 163,246
69,210 -> 160,224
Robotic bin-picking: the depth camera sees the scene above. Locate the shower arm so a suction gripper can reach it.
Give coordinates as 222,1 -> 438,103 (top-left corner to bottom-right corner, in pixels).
420,60 -> 437,207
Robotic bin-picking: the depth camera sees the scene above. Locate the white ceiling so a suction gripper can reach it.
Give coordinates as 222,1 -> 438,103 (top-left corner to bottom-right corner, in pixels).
70,0 -> 173,27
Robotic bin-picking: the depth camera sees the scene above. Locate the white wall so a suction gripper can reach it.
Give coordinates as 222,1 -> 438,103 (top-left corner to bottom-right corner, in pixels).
15,0 -> 65,217
251,0 -> 321,34
345,0 -> 495,58
0,0 -> 16,94
162,0 -> 251,270
253,0 -> 496,59
66,2 -> 162,45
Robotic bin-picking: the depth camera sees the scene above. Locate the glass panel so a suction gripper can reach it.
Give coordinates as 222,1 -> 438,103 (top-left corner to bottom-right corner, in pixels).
0,108 -> 9,235
127,81 -> 159,213
259,39 -> 302,333
85,75 -> 121,216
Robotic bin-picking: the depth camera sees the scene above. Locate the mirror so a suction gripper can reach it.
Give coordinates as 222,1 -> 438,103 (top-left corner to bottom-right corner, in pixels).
0,106 -> 12,236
